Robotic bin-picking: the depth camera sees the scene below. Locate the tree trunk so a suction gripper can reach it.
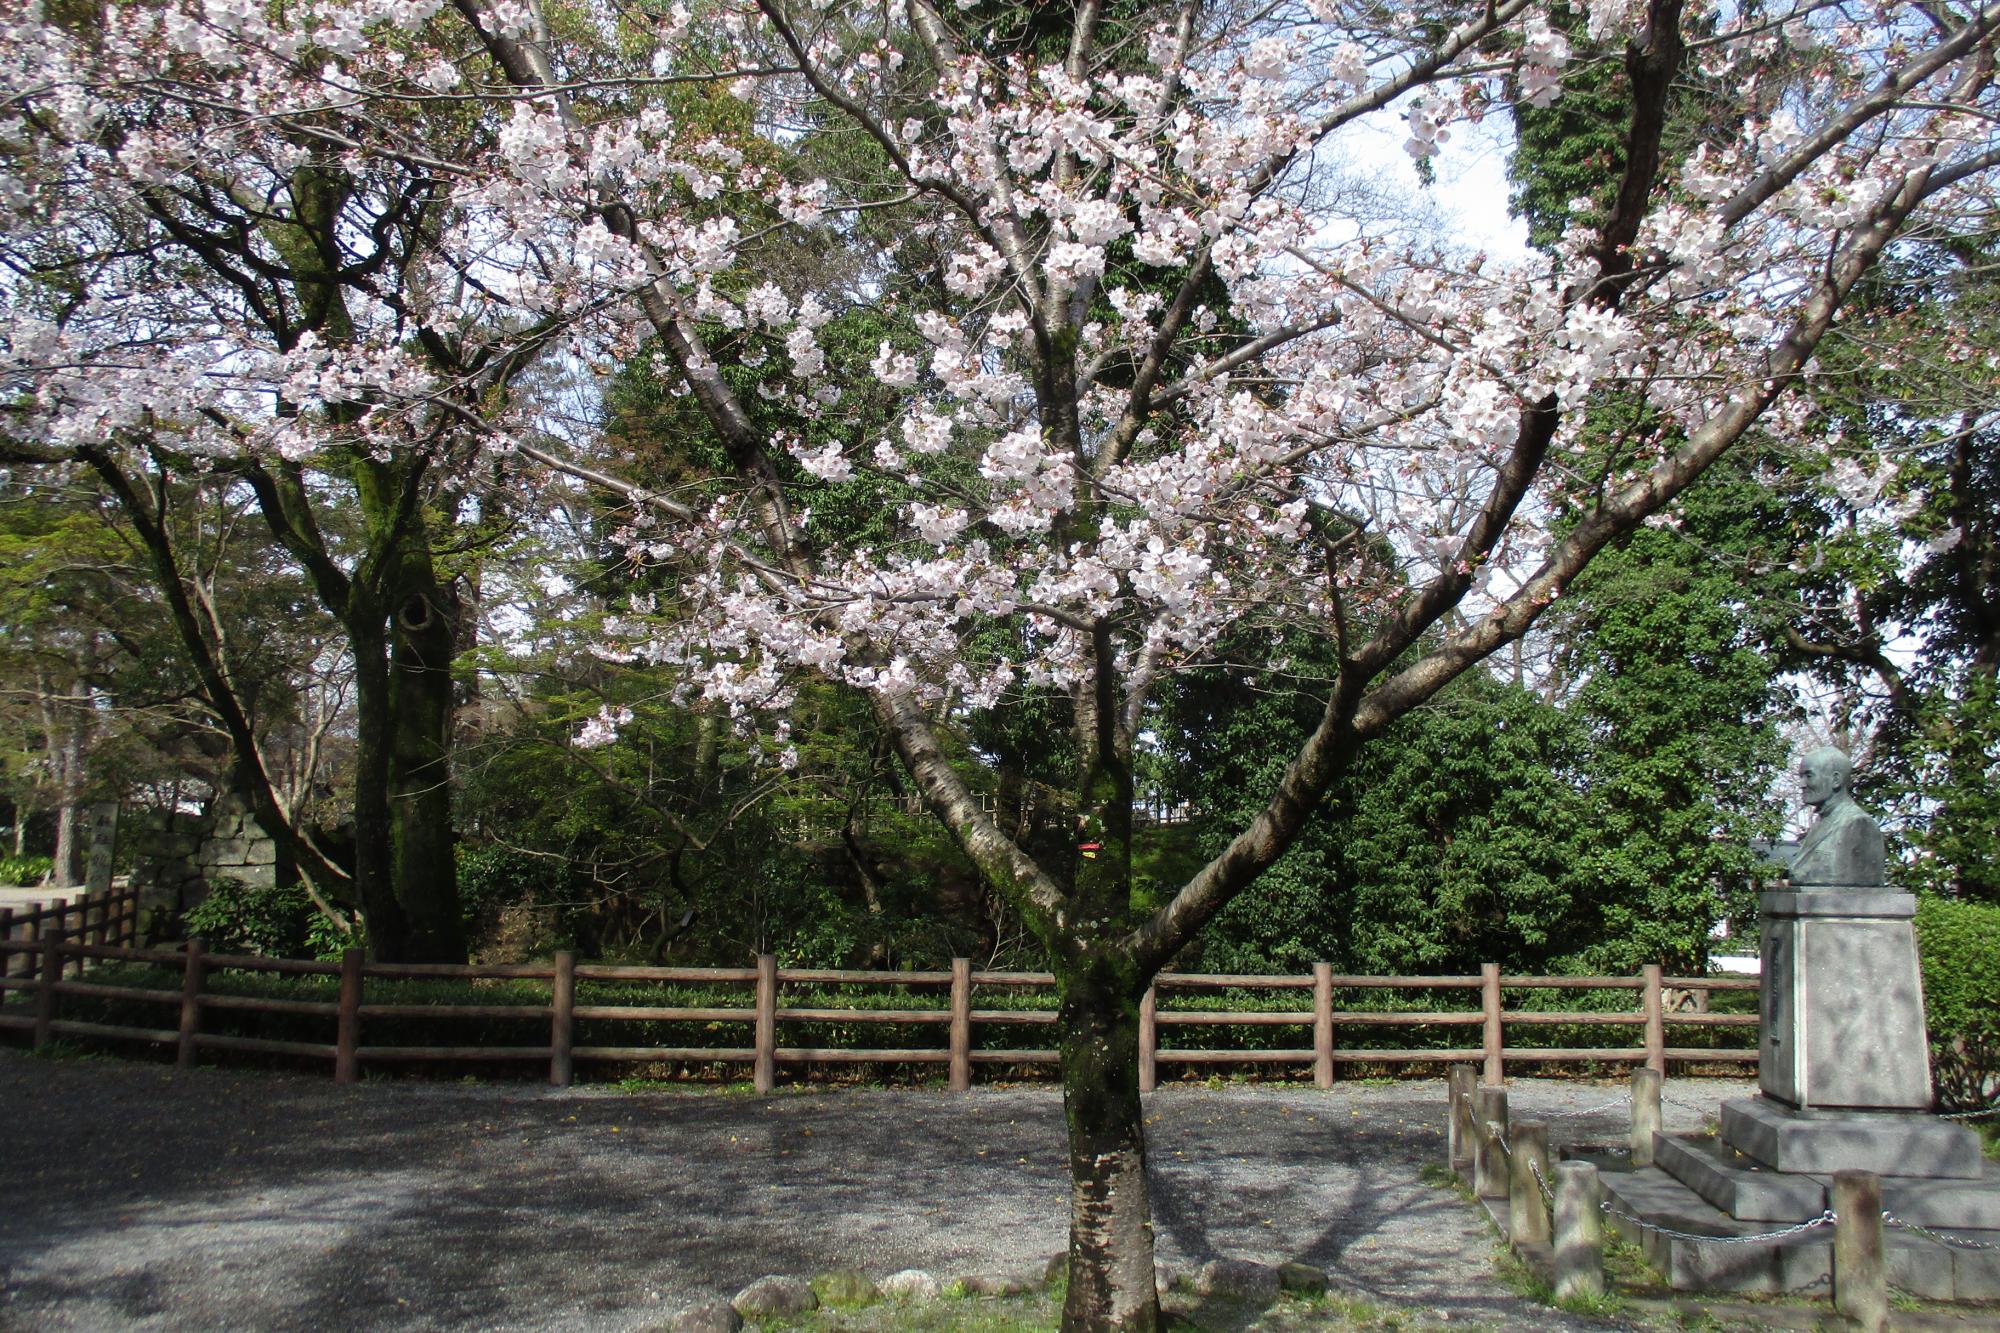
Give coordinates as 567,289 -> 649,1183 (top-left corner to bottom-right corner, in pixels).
43,702 -> 87,888
349,624 -> 414,960
386,572 -> 465,962
1057,955 -> 1160,1333
47,800 -> 82,887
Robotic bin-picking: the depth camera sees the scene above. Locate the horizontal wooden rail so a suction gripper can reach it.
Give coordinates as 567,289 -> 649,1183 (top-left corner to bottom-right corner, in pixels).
0,934 -> 1760,1090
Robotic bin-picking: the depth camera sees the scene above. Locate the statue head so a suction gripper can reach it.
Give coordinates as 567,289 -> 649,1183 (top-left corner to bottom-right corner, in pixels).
1799,746 -> 1853,810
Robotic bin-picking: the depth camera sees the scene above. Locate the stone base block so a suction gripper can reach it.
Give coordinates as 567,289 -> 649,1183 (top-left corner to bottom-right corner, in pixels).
1758,889 -> 1932,1109
1720,1098 -> 1986,1179
1657,1131 -> 2000,1227
1599,1162 -> 1998,1299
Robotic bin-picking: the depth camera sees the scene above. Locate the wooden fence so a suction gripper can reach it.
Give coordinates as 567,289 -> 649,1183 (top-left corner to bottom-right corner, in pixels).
0,884 -> 142,978
0,925 -> 1759,1088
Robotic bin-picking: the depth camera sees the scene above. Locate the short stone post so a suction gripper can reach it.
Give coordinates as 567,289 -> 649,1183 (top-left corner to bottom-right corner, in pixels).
1553,1160 -> 1605,1302
1509,1119 -> 1551,1246
1447,1063 -> 1478,1170
549,950 -> 575,1088
753,954 -> 777,1094
335,948 -> 364,1084
1473,1084 -> 1510,1199
1630,1066 -> 1662,1168
1833,1170 -> 1887,1333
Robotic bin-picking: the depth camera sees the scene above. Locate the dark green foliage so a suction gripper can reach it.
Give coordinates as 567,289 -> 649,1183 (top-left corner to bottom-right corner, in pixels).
183,879 -> 354,960
1508,15 -> 1628,250
1915,895 -> 2000,1114
1915,894 -> 2000,1047
0,854 -> 52,885
1551,468 -> 1791,972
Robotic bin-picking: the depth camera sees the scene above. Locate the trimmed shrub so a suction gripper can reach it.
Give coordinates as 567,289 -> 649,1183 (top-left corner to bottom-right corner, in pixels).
1915,895 -> 2000,1113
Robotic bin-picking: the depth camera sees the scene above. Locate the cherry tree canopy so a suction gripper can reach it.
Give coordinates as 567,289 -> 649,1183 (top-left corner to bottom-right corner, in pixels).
4,0 -> 1998,1323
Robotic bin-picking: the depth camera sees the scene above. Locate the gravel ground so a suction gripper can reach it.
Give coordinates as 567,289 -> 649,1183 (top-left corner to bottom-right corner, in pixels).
0,1050 -> 1751,1331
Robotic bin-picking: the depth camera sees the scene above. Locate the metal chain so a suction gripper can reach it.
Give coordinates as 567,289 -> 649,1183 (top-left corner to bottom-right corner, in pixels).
1883,1211 -> 2000,1251
1528,1156 -> 1555,1203
1937,1101 -> 2000,1121
1661,1091 -> 1721,1116
1540,1093 -> 1632,1120
1484,1119 -> 1510,1155
1598,1201 -> 1836,1246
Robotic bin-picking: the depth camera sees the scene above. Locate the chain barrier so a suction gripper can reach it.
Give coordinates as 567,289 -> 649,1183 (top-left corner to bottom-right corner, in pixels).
1540,1093 -> 1633,1120
1937,1101 -> 2000,1121
1483,1119 -> 1510,1156
1528,1156 -> 1554,1203
1598,1201 -> 1836,1246
1660,1089 -> 1727,1117
1883,1211 -> 2000,1251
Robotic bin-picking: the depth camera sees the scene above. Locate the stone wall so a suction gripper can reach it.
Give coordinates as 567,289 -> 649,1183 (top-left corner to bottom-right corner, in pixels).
130,796 -> 287,913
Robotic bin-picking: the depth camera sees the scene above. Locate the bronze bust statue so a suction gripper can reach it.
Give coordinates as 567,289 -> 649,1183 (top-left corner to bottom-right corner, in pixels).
1774,746 -> 1885,888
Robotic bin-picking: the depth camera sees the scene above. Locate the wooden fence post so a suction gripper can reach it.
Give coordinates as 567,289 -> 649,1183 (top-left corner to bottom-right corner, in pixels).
1447,1063 -> 1478,1170
1481,962 -> 1503,1085
1509,1119 -> 1551,1246
1313,962 -> 1334,1089
51,899 -> 71,979
754,954 -> 777,1094
176,939 -> 206,1069
1473,1084 -> 1510,1199
33,928 -> 61,1049
1139,985 -> 1157,1094
332,948 -> 364,1084
1642,963 -> 1665,1074
1553,1160 -> 1605,1302
1630,1066 -> 1662,1167
1833,1170 -> 1886,1333
548,949 -> 575,1088
948,957 -> 971,1093
0,908 -> 13,982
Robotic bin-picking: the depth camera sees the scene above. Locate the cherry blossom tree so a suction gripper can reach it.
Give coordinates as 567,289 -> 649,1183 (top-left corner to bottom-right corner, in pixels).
4,0 -> 1999,1324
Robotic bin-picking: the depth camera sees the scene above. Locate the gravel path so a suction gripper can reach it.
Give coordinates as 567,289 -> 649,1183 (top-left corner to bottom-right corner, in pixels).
0,1051 -> 1750,1331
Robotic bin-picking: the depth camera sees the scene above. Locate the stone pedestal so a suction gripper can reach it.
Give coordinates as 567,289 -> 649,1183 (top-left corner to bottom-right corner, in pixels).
1596,887 -> 2000,1299
1758,889 -> 1930,1111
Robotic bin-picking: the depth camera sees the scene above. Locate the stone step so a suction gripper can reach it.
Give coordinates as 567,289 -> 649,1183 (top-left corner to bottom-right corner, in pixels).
1658,1132 -> 2000,1229
1721,1098 -> 1987,1178
1598,1162 -> 2000,1299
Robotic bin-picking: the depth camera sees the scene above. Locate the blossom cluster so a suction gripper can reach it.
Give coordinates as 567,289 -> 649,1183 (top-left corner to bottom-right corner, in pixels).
0,0 -> 1992,748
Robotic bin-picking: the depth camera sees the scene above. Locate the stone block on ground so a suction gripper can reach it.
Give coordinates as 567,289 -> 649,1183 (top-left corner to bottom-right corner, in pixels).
810,1271 -> 880,1307
731,1276 -> 817,1317
953,1272 -> 1034,1296
1719,1099 -> 1986,1178
664,1301 -> 742,1333
1192,1258 -> 1280,1304
879,1269 -> 939,1301
1041,1253 -> 1067,1286
1276,1261 -> 1327,1296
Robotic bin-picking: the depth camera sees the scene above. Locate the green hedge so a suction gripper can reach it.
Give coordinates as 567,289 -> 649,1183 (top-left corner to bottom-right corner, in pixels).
1915,895 -> 2000,1115
1916,895 -> 2000,1040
